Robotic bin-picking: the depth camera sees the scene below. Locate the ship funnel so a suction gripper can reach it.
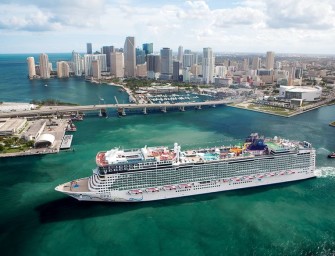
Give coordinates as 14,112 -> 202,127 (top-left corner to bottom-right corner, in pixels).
174,143 -> 180,163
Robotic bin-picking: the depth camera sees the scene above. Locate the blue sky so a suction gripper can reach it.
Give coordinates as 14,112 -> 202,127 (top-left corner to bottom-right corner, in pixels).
1,0 -> 335,54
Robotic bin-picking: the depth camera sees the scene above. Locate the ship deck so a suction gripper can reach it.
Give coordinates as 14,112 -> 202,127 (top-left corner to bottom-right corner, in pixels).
55,177 -> 90,193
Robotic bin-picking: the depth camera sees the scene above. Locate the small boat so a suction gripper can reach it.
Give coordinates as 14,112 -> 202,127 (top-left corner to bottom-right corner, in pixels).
328,152 -> 335,158
44,84 -> 48,87
145,188 -> 159,193
163,185 -> 176,190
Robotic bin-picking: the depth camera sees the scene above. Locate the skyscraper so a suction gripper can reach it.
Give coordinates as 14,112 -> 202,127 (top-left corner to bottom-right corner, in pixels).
143,43 -> 153,55
92,60 -> 101,79
84,54 -> 107,77
178,46 -> 183,66
202,47 -> 214,84
160,48 -> 173,80
265,51 -> 275,70
57,61 -> 70,78
147,54 -> 160,73
27,57 -> 36,79
252,57 -> 261,70
173,61 -> 180,81
183,54 -> 194,68
110,52 -> 124,78
39,53 -> 50,79
72,51 -> 83,76
87,43 -> 92,54
124,36 -> 136,77
102,46 -> 113,69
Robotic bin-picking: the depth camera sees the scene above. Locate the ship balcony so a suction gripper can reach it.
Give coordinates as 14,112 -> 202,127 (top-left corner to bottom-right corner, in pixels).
55,177 -> 91,193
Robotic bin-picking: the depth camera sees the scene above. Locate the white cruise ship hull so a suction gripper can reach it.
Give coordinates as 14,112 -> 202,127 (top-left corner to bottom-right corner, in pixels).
56,168 -> 315,202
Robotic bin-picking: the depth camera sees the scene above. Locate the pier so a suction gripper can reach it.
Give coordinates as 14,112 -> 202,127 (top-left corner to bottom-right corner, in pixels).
0,100 -> 233,118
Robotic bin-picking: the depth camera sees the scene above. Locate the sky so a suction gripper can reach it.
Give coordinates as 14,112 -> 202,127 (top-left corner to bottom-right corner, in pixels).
1,0 -> 335,54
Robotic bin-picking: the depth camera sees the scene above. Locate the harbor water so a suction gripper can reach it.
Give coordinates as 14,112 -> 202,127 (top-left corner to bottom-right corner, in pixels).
0,54 -> 335,256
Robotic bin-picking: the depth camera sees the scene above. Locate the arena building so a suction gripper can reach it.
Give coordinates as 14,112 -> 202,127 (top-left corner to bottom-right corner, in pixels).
279,86 -> 322,102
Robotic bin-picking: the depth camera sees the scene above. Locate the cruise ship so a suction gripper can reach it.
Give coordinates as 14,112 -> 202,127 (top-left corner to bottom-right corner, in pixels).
55,133 -> 316,202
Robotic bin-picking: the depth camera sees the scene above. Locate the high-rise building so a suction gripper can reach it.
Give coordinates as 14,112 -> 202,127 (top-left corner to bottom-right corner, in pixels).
84,54 -> 107,77
143,43 -> 153,55
147,54 -> 160,73
102,46 -> 113,69
57,61 -> 70,78
160,48 -> 173,80
265,51 -> 275,70
252,57 -> 261,70
136,48 -> 146,65
183,54 -> 194,68
72,51 -> 83,76
92,60 -> 101,79
87,43 -> 92,54
124,36 -> 136,77
110,52 -> 124,78
27,57 -> 36,79
173,61 -> 180,81
39,53 -> 50,79
202,47 -> 214,84
177,46 -> 183,66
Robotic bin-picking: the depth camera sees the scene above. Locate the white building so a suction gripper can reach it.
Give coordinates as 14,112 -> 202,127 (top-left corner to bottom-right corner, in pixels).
110,52 -> 124,78
57,61 -> 70,78
124,36 -> 136,77
84,54 -> 107,77
202,47 -> 214,84
72,51 -> 83,76
39,53 -> 50,79
279,86 -> 322,102
27,57 -> 36,79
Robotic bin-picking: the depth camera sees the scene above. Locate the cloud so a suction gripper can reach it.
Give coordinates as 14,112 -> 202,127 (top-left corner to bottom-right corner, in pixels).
265,0 -> 335,30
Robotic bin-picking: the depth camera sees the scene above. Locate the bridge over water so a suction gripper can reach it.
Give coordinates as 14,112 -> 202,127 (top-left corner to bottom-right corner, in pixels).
0,99 -> 236,118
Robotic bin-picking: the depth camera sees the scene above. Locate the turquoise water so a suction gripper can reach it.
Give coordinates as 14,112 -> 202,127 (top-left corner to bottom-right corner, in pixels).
0,54 -> 335,256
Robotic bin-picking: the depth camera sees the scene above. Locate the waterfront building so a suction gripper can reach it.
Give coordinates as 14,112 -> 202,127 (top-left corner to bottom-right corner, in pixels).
178,46 -> 183,66
102,46 -> 113,70
27,57 -> 36,79
202,47 -> 214,84
110,52 -> 124,78
124,36 -> 136,77
143,43 -> 153,55
160,48 -> 173,80
265,51 -> 275,70
182,68 -> 191,82
173,61 -> 180,81
92,60 -> 101,79
39,53 -> 50,79
57,61 -> 70,78
279,86 -> 322,102
136,63 -> 147,77
252,57 -> 261,70
72,51 -> 83,76
87,43 -> 92,54
84,54 -> 107,77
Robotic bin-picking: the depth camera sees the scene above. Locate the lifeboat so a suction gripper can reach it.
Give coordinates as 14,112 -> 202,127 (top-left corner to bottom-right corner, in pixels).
128,189 -> 143,195
145,188 -> 159,192
178,184 -> 192,189
258,175 -> 264,178
280,172 -> 285,175
163,185 -> 176,190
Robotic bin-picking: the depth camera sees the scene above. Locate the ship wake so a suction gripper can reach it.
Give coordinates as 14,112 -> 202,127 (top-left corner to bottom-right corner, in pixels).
314,167 -> 335,178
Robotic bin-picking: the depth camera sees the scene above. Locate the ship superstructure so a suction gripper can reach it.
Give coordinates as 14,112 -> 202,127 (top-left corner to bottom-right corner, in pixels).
55,133 -> 316,202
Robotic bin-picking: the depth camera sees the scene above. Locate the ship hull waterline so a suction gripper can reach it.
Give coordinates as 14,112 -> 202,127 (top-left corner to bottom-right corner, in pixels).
55,171 -> 315,203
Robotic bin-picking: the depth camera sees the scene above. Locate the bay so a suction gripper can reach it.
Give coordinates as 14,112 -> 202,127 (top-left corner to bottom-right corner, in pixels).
0,54 -> 335,256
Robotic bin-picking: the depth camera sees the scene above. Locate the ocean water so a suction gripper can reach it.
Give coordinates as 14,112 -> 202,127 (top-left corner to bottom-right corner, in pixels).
0,54 -> 335,256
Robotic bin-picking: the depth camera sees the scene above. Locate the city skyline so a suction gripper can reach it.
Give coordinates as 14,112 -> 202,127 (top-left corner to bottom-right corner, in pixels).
1,0 -> 335,54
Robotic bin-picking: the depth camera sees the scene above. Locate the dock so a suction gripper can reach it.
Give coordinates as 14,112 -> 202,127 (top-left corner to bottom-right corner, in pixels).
60,135 -> 73,150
